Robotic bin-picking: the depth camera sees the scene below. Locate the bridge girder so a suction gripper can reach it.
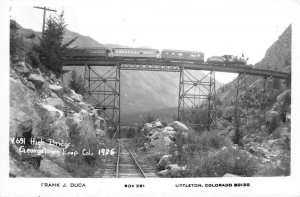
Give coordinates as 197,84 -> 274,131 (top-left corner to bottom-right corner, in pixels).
64,59 -> 290,79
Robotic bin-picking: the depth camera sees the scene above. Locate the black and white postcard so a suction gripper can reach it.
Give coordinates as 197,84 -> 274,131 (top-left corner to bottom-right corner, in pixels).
1,0 -> 300,196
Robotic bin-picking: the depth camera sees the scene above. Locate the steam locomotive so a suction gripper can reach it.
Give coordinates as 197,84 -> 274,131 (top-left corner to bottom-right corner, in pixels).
206,54 -> 248,66
66,47 -> 248,66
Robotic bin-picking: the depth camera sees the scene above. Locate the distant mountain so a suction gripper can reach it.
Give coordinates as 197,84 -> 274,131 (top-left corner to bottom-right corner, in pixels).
64,29 -> 106,48
17,25 -> 128,49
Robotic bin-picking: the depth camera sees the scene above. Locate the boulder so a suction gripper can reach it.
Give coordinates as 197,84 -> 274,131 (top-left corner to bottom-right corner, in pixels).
223,173 -> 241,177
142,123 -> 153,134
44,98 -> 65,110
50,92 -> 58,98
163,136 -> 172,146
48,84 -> 64,97
167,164 -> 188,177
28,74 -> 45,89
14,62 -> 30,77
77,101 -> 90,111
94,117 -> 106,131
34,103 -> 69,142
158,169 -> 170,177
149,130 -> 160,139
155,121 -> 163,128
162,128 -> 177,136
286,113 -> 291,122
171,121 -> 188,132
35,103 -> 64,119
54,78 -> 62,85
70,89 -> 83,102
26,81 -> 36,90
88,104 -> 94,112
164,126 -> 175,131
39,158 -> 72,178
95,129 -> 105,138
157,154 -> 172,170
49,72 -> 56,81
15,119 -> 33,137
10,78 -> 38,138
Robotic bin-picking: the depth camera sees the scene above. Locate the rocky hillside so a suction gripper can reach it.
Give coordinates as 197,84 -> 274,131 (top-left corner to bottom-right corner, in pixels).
9,60 -> 111,177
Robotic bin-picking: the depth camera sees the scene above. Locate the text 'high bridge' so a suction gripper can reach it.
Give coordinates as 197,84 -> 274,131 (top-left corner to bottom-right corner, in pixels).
64,49 -> 290,135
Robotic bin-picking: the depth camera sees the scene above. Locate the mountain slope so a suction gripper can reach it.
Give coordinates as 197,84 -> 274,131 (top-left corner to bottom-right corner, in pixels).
254,25 -> 291,72
217,25 -> 291,105
64,29 -> 106,48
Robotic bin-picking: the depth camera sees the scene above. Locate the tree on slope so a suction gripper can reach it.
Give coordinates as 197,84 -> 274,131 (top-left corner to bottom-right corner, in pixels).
36,11 -> 76,75
69,69 -> 86,95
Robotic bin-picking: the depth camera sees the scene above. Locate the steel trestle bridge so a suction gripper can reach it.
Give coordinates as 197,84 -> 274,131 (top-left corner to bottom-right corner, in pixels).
64,57 -> 290,135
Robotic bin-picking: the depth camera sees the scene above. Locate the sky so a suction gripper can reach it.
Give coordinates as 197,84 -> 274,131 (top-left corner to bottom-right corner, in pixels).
7,0 -> 299,83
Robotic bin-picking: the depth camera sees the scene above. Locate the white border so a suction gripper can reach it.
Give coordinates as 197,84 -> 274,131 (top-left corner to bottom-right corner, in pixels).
1,0 -> 300,196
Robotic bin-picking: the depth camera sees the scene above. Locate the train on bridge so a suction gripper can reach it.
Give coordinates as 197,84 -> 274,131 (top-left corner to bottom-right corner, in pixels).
66,47 -> 249,67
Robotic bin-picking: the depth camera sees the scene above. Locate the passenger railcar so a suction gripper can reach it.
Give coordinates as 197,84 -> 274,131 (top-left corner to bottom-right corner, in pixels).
161,49 -> 204,62
66,47 -> 110,60
111,48 -> 159,59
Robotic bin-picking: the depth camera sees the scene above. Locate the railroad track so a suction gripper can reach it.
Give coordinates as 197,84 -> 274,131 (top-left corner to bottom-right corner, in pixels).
102,140 -> 157,178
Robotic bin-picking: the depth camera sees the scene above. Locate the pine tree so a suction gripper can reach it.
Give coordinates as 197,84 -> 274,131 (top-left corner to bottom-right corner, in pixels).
69,69 -> 86,95
77,75 -> 86,95
36,11 -> 77,75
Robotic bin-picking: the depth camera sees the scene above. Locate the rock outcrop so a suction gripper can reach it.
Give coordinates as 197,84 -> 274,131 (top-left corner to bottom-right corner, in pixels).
28,73 -> 45,89
9,62 -> 107,177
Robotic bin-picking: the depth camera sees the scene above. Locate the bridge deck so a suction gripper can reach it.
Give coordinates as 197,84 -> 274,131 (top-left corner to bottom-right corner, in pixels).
64,59 -> 290,79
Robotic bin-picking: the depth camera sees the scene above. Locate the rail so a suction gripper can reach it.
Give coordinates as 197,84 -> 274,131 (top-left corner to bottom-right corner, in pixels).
116,143 -> 121,178
123,143 -> 147,178
115,142 -> 147,178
